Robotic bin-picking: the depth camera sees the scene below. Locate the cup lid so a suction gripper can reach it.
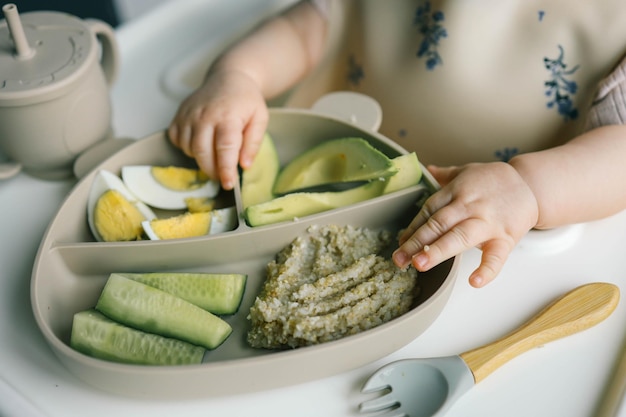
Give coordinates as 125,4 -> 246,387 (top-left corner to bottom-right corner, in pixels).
0,10 -> 95,104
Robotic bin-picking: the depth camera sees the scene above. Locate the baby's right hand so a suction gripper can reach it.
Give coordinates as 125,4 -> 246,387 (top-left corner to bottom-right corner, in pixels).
168,70 -> 269,190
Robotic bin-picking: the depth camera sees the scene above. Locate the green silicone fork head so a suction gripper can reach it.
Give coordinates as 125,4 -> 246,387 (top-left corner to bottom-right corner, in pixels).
360,356 -> 474,417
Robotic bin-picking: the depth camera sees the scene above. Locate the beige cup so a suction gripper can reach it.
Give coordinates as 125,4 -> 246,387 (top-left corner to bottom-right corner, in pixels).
0,4 -> 119,180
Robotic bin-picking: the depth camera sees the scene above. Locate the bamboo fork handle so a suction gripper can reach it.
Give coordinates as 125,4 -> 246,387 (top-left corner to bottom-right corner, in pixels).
459,282 -> 620,384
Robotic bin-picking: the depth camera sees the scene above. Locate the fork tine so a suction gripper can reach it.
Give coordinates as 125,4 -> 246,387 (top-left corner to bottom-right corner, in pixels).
359,392 -> 398,413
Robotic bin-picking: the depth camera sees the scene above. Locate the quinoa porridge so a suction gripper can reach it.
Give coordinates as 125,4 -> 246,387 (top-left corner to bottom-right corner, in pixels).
247,224 -> 419,349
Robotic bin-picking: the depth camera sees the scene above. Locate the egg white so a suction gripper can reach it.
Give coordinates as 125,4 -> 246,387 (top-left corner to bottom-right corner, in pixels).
209,206 -> 238,235
142,206 -> 238,240
121,165 -> 220,210
87,170 -> 157,242
142,219 -> 161,241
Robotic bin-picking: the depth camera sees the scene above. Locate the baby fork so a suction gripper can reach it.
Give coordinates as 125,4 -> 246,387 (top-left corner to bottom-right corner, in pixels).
359,282 -> 620,417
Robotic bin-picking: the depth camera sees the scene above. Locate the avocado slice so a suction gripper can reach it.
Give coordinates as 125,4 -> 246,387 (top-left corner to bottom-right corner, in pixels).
244,180 -> 386,227
383,152 -> 423,194
272,137 -> 397,195
241,133 -> 280,208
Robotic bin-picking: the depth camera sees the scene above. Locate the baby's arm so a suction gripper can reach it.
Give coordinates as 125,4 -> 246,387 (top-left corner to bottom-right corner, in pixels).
168,1 -> 328,190
393,124 -> 626,288
510,125 -> 626,227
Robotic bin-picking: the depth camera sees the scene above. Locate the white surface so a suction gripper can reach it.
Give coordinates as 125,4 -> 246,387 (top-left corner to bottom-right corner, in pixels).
1,0 -> 626,416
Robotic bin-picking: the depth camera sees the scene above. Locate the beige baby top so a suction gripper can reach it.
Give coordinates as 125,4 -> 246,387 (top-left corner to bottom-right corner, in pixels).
288,0 -> 626,166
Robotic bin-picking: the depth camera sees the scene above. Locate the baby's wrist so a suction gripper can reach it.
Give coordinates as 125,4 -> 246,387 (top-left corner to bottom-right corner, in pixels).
506,156 -> 542,228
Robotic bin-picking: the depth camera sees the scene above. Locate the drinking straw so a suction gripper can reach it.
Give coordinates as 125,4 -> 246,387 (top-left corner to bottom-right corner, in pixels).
2,3 -> 34,59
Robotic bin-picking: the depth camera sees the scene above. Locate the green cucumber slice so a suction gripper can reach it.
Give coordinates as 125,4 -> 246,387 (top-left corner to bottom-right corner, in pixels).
70,309 -> 205,365
272,137 -> 397,195
96,275 -> 232,350
116,272 -> 247,315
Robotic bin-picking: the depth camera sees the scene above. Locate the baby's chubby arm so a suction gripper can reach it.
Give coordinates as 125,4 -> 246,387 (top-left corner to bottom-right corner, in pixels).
168,1 -> 328,190
393,125 -> 626,288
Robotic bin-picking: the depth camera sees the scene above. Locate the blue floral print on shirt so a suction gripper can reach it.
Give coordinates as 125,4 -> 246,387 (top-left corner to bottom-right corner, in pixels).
414,1 -> 447,70
347,54 -> 365,86
544,45 -> 579,120
495,147 -> 519,162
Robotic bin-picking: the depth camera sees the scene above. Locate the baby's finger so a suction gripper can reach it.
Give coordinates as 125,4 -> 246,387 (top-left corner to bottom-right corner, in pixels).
240,112 -> 269,169
427,165 -> 460,187
408,217 -> 485,271
167,124 -> 179,146
397,208 -> 430,247
213,124 -> 245,190
188,123 -> 216,178
393,206 -> 466,269
398,190 -> 453,245
468,240 -> 511,287
169,123 -> 194,158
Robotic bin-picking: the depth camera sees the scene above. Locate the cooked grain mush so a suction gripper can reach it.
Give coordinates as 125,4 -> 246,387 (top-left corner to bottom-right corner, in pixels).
247,224 -> 419,349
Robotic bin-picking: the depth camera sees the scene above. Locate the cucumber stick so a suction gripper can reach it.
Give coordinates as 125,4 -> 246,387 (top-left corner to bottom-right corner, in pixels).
71,310 -> 204,365
96,274 -> 232,350
116,272 -> 246,314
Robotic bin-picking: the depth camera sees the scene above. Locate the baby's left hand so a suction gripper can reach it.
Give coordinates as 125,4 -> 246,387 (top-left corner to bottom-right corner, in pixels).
392,162 -> 539,288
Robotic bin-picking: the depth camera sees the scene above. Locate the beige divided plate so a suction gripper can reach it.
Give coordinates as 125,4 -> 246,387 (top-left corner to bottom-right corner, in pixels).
31,107 -> 460,399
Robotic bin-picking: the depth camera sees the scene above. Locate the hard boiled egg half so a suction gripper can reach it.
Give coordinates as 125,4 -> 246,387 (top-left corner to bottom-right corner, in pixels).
87,170 -> 157,242
121,165 -> 220,210
142,207 -> 238,240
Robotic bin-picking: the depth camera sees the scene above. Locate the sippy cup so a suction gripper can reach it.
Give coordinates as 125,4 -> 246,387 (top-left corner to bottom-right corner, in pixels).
0,3 -> 119,180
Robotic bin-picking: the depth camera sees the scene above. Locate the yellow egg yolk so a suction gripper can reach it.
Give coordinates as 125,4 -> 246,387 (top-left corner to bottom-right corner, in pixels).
94,189 -> 145,241
185,197 -> 215,213
151,166 -> 210,191
150,212 -> 212,239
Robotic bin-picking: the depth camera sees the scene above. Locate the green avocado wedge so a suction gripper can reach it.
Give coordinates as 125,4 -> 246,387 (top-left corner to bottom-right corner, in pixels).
241,133 -> 280,208
244,180 -> 386,227
272,137 -> 397,195
383,152 -> 423,194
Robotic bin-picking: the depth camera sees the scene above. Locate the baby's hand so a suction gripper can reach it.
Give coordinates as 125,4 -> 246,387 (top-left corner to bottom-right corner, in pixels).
168,70 -> 269,190
392,162 -> 539,288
